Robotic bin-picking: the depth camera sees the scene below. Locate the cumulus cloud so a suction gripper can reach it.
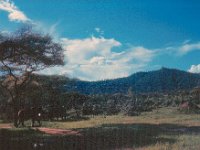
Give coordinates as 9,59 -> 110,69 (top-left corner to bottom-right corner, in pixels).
0,0 -> 30,22
61,36 -> 121,64
40,36 -> 155,81
188,64 -> 200,73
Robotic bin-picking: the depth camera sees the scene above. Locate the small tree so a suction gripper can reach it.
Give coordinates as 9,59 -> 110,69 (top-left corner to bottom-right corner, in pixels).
0,27 -> 64,126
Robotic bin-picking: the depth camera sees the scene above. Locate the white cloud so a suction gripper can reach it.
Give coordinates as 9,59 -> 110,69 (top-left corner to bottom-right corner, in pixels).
95,28 -> 101,33
40,36 -> 155,81
94,27 -> 104,36
179,42 -> 200,54
163,41 -> 200,55
90,56 -> 106,65
61,36 -> 121,64
188,64 -> 200,73
120,46 -> 155,63
0,0 -> 30,22
36,38 -> 200,80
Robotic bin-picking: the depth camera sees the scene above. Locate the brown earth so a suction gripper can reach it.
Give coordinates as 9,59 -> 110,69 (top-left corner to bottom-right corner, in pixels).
0,123 -> 12,129
0,124 -> 82,136
35,127 -> 82,136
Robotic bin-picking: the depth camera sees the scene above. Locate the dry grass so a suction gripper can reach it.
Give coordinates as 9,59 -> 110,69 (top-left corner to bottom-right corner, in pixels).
142,135 -> 200,150
1,107 -> 200,150
41,107 -> 200,129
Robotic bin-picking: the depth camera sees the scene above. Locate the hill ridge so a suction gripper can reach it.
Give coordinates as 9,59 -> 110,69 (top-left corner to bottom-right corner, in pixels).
65,68 -> 200,94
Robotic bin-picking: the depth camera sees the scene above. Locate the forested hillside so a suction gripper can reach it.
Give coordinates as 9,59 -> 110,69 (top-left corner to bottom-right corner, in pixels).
65,68 -> 200,94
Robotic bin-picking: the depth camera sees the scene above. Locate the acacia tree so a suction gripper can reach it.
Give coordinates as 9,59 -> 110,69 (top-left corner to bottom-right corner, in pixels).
0,27 -> 64,126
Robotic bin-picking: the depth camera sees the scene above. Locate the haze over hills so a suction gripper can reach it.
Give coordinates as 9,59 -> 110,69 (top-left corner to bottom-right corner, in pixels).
65,68 -> 200,94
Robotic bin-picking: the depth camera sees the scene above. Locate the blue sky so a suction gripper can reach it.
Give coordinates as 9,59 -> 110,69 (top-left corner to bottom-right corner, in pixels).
0,0 -> 200,81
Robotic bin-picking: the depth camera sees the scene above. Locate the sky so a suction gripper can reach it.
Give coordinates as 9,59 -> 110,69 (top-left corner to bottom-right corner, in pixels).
0,0 -> 200,81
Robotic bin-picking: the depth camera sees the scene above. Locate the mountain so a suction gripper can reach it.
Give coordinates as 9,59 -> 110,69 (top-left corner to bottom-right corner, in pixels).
65,68 -> 200,94
2,67 -> 199,95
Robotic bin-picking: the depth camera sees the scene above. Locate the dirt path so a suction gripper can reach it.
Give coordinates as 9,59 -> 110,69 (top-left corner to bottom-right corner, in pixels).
35,127 -> 82,136
0,123 -> 12,129
0,123 -> 82,136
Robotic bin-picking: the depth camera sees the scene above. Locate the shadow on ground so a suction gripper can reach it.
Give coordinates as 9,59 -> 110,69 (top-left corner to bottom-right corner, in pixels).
1,123 -> 200,150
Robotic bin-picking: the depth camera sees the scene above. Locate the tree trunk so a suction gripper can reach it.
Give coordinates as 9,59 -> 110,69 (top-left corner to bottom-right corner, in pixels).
12,105 -> 18,127
12,99 -> 19,127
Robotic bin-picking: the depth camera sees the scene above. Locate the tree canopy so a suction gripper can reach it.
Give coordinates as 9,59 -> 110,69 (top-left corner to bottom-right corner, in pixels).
0,27 -> 64,75
0,27 -> 64,126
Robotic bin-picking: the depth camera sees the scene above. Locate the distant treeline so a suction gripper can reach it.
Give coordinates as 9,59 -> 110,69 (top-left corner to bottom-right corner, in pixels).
1,73 -> 200,120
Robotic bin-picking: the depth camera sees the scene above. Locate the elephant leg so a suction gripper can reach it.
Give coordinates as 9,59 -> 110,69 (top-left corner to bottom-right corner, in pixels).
17,119 -> 20,127
14,117 -> 19,127
22,119 -> 25,127
38,119 -> 41,126
15,119 -> 19,128
31,119 -> 35,127
18,118 -> 24,127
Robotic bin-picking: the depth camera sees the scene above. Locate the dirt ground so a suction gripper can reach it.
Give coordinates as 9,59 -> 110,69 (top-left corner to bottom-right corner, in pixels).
0,123 -> 82,136
35,127 -> 82,136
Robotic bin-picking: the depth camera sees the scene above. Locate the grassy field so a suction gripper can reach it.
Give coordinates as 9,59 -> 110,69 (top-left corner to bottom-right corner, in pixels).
1,107 -> 200,150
